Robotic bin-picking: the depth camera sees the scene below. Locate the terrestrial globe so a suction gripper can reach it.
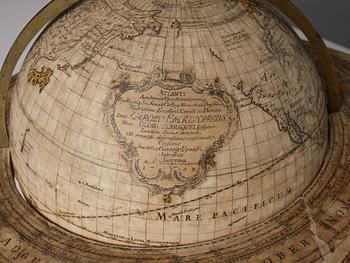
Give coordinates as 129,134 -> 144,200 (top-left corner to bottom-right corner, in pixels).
9,0 -> 328,247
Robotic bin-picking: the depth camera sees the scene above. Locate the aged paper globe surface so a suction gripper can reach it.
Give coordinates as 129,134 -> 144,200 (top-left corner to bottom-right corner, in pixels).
9,0 -> 327,246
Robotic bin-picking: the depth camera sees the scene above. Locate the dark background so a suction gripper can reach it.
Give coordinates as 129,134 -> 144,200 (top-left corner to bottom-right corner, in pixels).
294,0 -> 350,48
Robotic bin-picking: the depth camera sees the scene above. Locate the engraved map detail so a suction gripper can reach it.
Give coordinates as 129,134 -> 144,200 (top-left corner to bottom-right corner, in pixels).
9,0 -> 328,247
105,69 -> 238,195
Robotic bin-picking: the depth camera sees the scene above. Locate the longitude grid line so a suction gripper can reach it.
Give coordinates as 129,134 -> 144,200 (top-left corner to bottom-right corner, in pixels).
86,40 -> 118,238
240,8 -> 324,217
195,2 -> 226,241
214,3 -> 253,231
35,49 -> 84,232
123,0 -> 157,241
237,15 -> 278,225
205,4 -> 245,234
183,2 -> 202,244
242,16 -> 287,219
199,7 -> 227,241
129,0 -> 164,243
171,0 -> 179,244
22,55 -> 73,220
69,54 -> 105,234
137,0 -> 166,244
189,9 -> 216,243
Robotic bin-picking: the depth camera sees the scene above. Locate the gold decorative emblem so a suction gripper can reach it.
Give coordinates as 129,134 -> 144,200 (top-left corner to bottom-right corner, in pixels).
27,66 -> 54,93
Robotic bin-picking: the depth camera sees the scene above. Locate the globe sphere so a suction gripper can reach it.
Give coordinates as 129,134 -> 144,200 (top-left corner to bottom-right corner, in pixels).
9,0 -> 327,246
